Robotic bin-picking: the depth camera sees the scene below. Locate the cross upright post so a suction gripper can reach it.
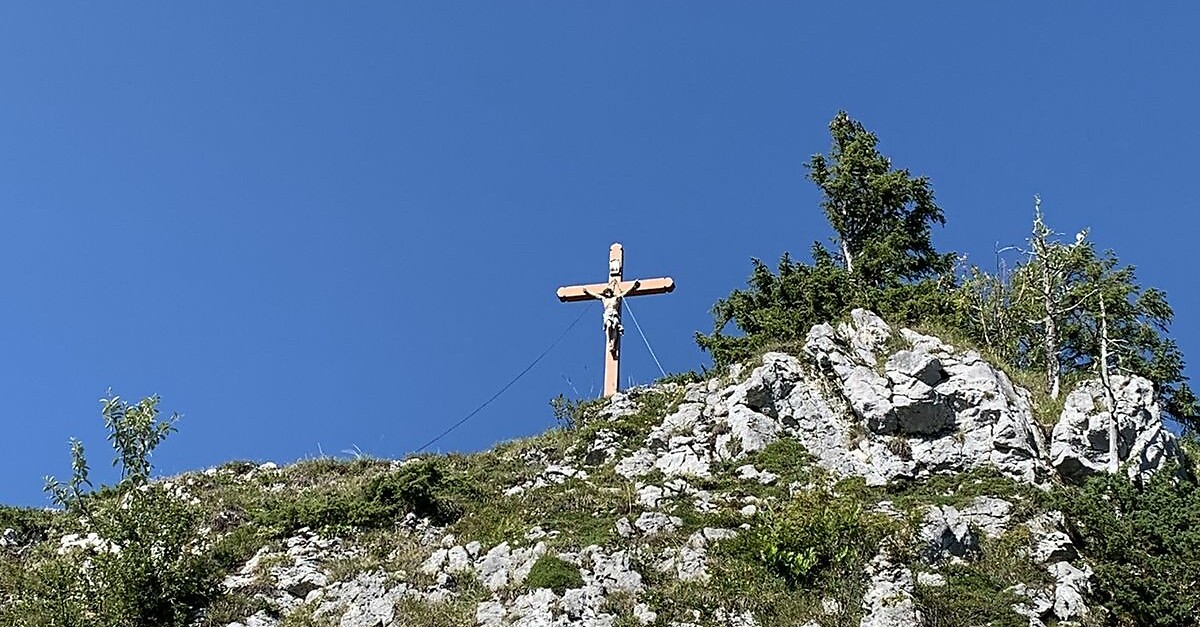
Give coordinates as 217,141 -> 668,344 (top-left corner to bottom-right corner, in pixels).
556,243 -> 675,397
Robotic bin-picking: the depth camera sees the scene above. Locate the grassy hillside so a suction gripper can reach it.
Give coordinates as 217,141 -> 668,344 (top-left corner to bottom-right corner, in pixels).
2,352 -> 1199,627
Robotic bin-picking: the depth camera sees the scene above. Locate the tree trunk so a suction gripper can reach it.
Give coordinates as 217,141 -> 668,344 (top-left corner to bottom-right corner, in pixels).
1099,294 -> 1120,474
1044,314 -> 1060,400
841,239 -> 854,275
1040,259 -> 1060,400
1032,198 -> 1061,399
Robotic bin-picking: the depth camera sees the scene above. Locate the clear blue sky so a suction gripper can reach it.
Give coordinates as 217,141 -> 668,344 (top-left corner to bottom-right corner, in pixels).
2,4 -> 1197,506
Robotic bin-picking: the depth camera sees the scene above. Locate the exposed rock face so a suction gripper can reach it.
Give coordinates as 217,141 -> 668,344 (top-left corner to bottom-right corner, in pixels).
222,529 -> 343,616
919,505 -> 978,563
614,309 -> 1058,487
860,555 -> 921,627
613,310 -> 1185,493
471,544 -> 644,627
1051,374 -> 1181,483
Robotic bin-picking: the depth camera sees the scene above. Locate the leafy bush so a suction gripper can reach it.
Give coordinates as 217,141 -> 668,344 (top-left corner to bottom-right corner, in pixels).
1,486 -> 222,627
3,393 -> 222,627
523,555 -> 583,594
1056,463 -> 1200,627
257,458 -> 467,534
43,393 -> 179,515
102,394 -> 179,486
744,489 -> 889,586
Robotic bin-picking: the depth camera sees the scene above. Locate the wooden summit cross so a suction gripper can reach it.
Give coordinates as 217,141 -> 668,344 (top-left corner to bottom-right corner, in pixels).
557,243 -> 675,398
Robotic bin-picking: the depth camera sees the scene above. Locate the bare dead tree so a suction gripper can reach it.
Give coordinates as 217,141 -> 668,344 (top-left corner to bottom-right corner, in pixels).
1019,196 -> 1094,399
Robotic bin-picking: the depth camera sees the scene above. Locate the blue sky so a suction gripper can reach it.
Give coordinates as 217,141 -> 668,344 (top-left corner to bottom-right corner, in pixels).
2,4 -> 1197,506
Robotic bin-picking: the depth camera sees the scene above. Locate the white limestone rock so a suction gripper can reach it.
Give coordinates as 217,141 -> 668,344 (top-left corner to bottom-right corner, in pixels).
633,603 -> 657,625
1049,561 -> 1093,622
227,611 -> 277,627
314,571 -> 411,627
839,309 -> 894,365
919,505 -> 977,563
958,496 -> 1014,539
860,554 -> 921,627
916,571 -> 946,587
634,512 -> 682,536
843,366 -> 896,434
1051,375 -> 1181,483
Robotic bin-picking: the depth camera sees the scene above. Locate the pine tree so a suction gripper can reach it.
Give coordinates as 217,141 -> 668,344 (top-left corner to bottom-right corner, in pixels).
698,112 -> 957,366
806,111 -> 954,287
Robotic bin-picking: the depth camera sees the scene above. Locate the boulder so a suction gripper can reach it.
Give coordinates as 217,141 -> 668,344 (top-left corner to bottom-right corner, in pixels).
886,350 -> 946,386
1051,375 -> 1180,483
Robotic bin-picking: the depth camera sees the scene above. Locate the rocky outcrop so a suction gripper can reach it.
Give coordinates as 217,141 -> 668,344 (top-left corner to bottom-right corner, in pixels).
613,309 -> 1057,488
1051,374 -> 1181,483
612,310 -> 1183,493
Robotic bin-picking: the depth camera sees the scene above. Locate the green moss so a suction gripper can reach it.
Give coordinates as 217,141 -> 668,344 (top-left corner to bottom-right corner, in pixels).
392,576 -> 489,627
524,555 -> 583,594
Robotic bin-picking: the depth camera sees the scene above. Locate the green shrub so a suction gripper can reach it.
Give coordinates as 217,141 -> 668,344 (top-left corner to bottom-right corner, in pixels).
655,370 -> 705,386
1,394 -> 224,627
1056,464 -> 1200,627
739,438 -> 815,485
914,570 -> 1028,627
257,458 -> 468,535
743,489 -> 889,586
549,394 -> 587,430
914,530 -> 1047,627
2,486 -> 221,627
524,555 -> 583,594
363,459 -> 464,524
0,506 -> 56,547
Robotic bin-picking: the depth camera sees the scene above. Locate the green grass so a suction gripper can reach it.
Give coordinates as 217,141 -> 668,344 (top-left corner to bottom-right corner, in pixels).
524,555 -> 584,593
392,576 -> 490,627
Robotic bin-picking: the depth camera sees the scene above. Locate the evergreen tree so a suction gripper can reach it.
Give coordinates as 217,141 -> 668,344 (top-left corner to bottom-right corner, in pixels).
698,112 -> 956,366
696,247 -> 857,367
806,111 -> 954,287
1068,243 -> 1198,427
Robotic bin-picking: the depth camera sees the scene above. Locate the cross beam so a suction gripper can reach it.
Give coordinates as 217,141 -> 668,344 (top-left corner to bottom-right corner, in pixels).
556,243 -> 675,398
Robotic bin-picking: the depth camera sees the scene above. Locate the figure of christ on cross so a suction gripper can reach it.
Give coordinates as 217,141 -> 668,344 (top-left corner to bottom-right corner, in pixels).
583,279 -> 640,356
556,243 -> 675,398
